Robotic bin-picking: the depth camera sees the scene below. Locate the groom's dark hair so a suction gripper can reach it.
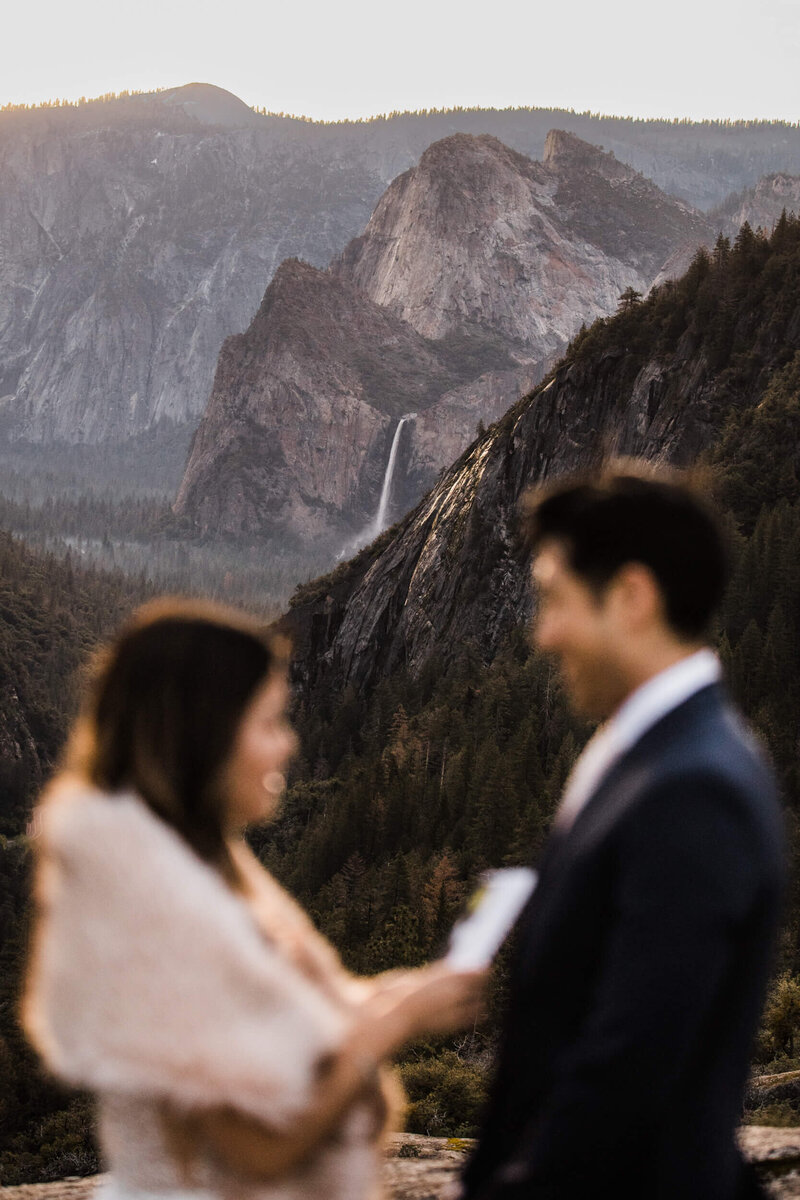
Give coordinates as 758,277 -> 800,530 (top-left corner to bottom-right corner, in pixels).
522,461 -> 729,640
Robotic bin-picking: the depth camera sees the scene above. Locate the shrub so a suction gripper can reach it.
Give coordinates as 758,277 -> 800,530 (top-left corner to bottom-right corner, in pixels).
398,1050 -> 487,1138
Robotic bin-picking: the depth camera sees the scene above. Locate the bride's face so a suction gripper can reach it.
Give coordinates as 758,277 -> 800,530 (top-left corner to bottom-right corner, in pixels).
217,672 -> 298,830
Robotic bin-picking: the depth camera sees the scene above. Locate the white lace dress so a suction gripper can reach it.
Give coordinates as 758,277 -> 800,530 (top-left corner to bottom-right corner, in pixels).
23,786 -> 384,1200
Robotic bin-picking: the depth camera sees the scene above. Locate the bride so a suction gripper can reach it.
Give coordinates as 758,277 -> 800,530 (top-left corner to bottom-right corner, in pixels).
23,598 -> 484,1200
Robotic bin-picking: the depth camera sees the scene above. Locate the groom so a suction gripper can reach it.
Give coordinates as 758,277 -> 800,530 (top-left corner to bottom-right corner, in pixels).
462,465 -> 786,1200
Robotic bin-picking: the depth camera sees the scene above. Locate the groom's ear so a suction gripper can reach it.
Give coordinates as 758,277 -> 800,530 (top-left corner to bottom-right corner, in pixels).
606,562 -> 664,632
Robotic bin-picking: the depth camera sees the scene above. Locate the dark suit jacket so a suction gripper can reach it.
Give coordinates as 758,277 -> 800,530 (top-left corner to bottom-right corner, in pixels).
462,684 -> 785,1200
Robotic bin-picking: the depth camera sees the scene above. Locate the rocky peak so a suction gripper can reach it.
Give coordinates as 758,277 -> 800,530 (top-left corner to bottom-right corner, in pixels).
413,131 -> 544,198
543,128 -> 633,181
245,257 -> 378,363
335,129 -> 712,344
333,132 -> 554,342
237,256 -> 483,419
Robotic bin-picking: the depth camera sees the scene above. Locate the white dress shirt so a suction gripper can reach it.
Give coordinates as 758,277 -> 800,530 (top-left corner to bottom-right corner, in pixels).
554,648 -> 722,833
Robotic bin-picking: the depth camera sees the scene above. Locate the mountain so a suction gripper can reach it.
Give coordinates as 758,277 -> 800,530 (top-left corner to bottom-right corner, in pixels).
9,86 -> 799,210
151,82 -> 265,128
175,132 -> 713,545
2,86 -> 800,478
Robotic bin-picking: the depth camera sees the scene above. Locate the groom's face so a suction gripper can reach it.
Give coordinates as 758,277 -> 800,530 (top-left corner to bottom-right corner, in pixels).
531,540 -> 628,720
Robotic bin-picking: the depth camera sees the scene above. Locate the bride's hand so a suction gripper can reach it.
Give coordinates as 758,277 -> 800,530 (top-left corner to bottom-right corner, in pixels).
359,963 -> 487,1042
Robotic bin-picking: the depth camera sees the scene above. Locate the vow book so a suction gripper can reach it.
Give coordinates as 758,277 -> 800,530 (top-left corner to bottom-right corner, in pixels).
445,867 -> 538,970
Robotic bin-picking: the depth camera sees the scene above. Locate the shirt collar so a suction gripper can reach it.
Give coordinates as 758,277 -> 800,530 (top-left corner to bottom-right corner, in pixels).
554,648 -> 721,834
607,647 -> 721,758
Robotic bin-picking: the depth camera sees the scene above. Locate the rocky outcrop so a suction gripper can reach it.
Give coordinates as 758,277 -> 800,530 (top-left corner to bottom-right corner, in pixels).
711,173 -> 800,237
176,132 -> 714,544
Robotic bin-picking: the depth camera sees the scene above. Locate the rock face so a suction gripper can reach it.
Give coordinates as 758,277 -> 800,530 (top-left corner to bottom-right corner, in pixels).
336,132 -> 710,348
711,173 -> 800,237
0,85 -> 386,450
359,127 -> 716,349
282,352 -> 715,691
176,132 -> 713,544
173,258 -> 518,539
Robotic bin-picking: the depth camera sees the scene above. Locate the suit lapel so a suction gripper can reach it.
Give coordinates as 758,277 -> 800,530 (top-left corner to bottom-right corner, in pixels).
513,753 -> 642,964
516,684 -> 723,964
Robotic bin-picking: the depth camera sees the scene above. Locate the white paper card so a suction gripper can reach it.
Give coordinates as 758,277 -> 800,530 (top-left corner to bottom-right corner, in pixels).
445,867 -> 538,970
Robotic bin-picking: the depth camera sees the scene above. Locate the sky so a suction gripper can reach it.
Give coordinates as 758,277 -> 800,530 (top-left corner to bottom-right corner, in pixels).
2,0 -> 799,123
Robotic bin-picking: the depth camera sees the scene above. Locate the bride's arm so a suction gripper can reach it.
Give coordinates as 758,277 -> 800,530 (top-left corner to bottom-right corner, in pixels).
188,965 -> 485,1180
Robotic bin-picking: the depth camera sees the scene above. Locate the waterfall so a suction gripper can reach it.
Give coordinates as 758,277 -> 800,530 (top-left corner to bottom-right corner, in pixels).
372,414 -> 412,535
338,413 -> 416,560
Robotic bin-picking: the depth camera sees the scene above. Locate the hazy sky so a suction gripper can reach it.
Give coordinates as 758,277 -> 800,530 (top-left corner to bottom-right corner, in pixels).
3,0 -> 799,122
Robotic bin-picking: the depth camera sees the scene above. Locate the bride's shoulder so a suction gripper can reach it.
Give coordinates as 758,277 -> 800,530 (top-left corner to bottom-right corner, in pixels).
37,779 -> 197,885
37,782 -> 250,936
41,777 -> 153,839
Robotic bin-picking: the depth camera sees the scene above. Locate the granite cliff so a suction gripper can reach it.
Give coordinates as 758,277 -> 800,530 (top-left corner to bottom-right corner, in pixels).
175,132 -> 713,544
173,257 -> 518,539
0,85 -> 385,455
335,131 -> 709,344
711,173 -> 800,237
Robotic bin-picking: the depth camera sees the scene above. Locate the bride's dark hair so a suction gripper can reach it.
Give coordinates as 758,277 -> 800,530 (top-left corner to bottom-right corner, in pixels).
63,597 -> 287,882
